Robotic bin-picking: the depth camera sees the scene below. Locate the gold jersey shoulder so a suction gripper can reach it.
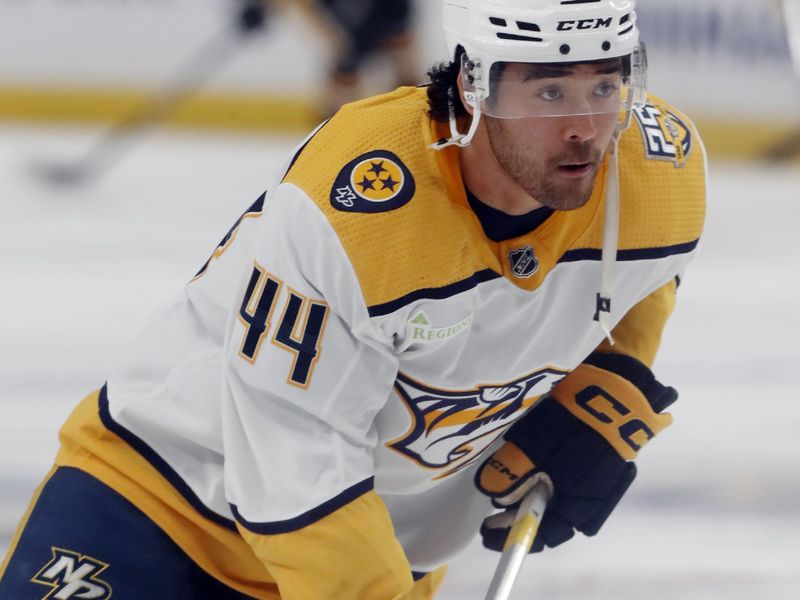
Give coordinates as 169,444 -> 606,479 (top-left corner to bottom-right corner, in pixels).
577,93 -> 707,251
283,87 -> 493,313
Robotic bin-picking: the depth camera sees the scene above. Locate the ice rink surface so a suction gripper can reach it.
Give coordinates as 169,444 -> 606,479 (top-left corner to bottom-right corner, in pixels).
1,124 -> 798,598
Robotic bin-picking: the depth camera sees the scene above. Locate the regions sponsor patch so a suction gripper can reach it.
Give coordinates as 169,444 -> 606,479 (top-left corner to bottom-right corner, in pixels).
406,311 -> 473,344
330,150 -> 416,213
633,103 -> 692,166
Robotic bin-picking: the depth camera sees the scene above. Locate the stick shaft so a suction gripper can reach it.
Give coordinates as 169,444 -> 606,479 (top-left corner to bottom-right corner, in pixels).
485,483 -> 549,600
38,24 -> 249,184
85,28 -> 242,163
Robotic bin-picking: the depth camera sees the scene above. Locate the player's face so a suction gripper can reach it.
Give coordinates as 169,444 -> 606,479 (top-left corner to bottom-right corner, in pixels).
484,64 -> 621,211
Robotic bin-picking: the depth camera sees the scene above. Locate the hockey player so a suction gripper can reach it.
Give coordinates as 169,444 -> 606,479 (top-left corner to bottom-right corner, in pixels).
0,1 -> 705,598
241,0 -> 419,119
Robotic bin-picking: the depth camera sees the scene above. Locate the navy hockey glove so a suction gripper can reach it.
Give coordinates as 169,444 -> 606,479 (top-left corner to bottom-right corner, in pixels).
475,352 -> 678,553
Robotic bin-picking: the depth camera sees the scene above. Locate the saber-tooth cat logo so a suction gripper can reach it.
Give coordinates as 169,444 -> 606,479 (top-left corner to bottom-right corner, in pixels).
389,368 -> 567,479
31,547 -> 112,599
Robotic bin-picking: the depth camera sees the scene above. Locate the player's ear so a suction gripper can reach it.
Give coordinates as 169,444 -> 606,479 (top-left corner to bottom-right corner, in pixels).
456,67 -> 475,117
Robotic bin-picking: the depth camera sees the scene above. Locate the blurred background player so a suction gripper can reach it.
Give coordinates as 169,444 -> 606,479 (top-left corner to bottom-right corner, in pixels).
241,0 -> 420,118
764,0 -> 800,162
31,0 -> 421,186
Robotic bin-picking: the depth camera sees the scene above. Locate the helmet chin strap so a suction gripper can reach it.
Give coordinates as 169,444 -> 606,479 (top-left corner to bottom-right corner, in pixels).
595,107 -> 635,344
431,90 -> 483,150
596,131 -> 621,344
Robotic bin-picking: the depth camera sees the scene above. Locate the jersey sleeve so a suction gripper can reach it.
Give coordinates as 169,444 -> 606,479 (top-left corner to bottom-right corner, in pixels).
218,183 -> 414,597
595,278 -> 678,368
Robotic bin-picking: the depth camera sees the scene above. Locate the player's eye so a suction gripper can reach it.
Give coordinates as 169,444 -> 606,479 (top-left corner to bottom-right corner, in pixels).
537,87 -> 563,102
594,81 -> 620,98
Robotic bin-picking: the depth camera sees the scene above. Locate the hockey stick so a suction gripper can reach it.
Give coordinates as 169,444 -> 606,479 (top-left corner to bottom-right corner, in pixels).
30,13 -> 261,186
484,482 -> 550,600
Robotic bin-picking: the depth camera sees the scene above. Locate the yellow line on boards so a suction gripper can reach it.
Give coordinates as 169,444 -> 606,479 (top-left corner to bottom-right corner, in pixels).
0,86 -> 798,162
0,86 -> 320,133
692,116 -> 800,163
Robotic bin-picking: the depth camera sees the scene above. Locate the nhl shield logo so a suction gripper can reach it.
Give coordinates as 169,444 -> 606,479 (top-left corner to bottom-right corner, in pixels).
508,246 -> 539,279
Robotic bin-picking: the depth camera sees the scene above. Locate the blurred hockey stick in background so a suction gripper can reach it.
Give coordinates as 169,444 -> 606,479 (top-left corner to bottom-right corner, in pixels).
763,0 -> 800,162
30,1 -> 269,186
484,482 -> 550,600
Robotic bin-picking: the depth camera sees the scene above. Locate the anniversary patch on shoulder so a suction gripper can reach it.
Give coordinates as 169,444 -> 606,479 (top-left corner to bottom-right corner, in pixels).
330,150 -> 416,213
633,103 -> 693,166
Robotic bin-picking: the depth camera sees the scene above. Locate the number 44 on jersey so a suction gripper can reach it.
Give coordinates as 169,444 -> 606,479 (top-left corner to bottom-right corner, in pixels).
237,261 -> 330,389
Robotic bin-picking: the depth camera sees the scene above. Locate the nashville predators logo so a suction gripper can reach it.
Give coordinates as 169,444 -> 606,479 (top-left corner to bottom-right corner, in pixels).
389,368 -> 567,479
633,103 -> 693,167
31,547 -> 112,599
330,150 -> 416,213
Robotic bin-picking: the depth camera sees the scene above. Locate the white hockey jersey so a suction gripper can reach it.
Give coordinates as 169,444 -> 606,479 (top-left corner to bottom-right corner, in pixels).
53,86 -> 706,599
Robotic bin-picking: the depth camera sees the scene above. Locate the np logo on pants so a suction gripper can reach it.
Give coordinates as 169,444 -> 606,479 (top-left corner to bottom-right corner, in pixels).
31,547 -> 112,599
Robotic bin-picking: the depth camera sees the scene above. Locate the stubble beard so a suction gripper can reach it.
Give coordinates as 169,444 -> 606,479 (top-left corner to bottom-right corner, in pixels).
486,118 -> 601,211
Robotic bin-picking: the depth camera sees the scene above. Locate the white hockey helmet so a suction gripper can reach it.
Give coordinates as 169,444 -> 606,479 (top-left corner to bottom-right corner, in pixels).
436,0 -> 647,142
444,0 -> 641,68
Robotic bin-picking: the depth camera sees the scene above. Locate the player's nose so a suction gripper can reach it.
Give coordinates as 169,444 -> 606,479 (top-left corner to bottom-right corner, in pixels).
562,113 -> 598,143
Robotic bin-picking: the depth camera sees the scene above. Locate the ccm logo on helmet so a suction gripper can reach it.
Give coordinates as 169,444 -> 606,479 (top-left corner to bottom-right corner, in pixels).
557,18 -> 613,31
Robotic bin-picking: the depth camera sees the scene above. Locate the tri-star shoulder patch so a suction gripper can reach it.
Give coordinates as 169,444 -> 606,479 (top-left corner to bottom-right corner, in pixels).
330,150 -> 416,213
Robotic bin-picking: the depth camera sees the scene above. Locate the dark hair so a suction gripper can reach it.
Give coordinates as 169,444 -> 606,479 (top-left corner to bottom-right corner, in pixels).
426,46 -> 468,123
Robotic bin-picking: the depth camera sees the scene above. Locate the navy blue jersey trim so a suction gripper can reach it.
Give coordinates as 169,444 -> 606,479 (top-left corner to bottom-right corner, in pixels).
194,192 -> 266,279
97,385 -> 238,531
368,269 -> 501,317
560,239 -> 699,264
466,187 -> 554,242
231,477 -> 375,535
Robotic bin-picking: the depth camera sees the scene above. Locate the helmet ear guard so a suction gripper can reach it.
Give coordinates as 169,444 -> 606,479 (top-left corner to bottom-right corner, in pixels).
459,54 -> 485,117
431,75 -> 484,150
